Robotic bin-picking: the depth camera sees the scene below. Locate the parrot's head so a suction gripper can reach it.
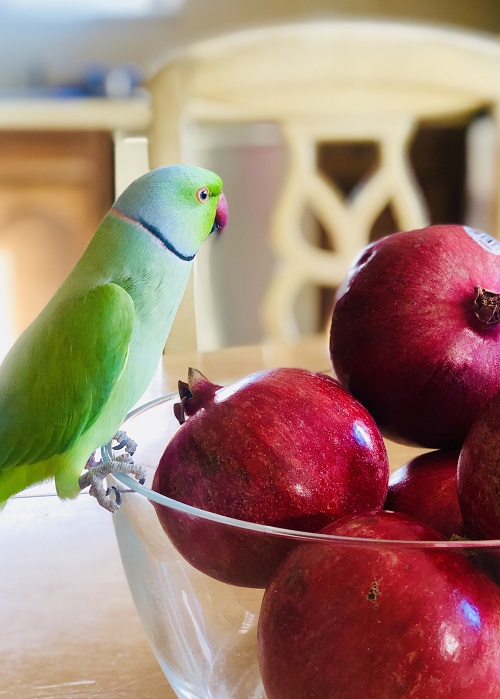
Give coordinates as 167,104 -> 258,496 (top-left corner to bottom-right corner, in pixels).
113,164 -> 228,261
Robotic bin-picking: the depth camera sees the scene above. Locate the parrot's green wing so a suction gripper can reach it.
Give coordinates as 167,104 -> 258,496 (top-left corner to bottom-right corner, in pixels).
0,283 -> 135,472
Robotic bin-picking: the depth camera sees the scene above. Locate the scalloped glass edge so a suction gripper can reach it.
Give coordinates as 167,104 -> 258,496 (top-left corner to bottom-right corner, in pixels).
102,393 -> 500,551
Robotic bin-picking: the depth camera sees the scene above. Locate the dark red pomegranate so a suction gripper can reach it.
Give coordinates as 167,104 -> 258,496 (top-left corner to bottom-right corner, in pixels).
152,367 -> 389,587
330,224 -> 500,449
385,449 -> 465,539
258,510 -> 500,698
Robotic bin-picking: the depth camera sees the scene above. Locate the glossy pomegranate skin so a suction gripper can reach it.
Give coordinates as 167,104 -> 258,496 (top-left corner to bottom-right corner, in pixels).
152,367 -> 389,587
330,224 -> 500,449
258,511 -> 500,699
385,450 -> 465,539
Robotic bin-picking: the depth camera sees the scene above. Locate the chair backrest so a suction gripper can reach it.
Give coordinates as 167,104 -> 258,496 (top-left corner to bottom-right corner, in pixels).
147,20 -> 500,351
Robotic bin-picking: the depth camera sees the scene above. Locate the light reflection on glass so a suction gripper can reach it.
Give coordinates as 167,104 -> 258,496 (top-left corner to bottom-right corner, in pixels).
239,610 -> 256,634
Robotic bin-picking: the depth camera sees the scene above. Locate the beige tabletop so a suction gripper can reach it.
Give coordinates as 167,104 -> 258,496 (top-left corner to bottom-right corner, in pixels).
0,335 -> 427,698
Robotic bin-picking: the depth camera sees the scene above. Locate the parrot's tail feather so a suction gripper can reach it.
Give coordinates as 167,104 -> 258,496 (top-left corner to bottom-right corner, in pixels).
54,456 -> 87,500
0,460 -> 54,504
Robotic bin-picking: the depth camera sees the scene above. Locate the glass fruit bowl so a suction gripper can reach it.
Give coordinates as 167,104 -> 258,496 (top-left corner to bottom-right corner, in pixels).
104,394 -> 500,699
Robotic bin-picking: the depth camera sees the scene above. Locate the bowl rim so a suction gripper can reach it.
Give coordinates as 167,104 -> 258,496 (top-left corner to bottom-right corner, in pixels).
104,394 -> 500,551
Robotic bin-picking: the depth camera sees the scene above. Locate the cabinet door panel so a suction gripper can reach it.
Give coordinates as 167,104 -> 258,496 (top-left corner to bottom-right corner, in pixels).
0,131 -> 113,356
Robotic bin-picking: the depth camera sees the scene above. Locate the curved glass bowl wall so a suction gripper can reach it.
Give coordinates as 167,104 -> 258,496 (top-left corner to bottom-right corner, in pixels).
105,395 -> 500,699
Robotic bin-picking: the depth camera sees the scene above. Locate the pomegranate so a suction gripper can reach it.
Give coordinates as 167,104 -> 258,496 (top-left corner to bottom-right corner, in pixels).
458,390 -> 500,539
152,367 -> 388,587
330,224 -> 500,449
385,450 -> 465,538
385,451 -> 498,579
258,511 -> 500,699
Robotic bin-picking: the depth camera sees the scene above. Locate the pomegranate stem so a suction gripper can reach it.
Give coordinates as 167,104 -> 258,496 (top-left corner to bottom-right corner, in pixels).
473,285 -> 500,325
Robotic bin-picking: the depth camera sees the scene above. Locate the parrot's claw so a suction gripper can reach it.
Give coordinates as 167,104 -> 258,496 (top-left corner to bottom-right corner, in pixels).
79,450 -> 146,513
112,430 -> 137,456
105,485 -> 122,508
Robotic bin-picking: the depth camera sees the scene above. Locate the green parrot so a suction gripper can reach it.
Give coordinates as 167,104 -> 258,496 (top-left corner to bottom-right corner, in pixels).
0,164 -> 227,512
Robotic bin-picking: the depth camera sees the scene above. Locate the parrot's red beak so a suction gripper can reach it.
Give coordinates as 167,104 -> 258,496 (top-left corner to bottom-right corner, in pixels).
212,192 -> 228,234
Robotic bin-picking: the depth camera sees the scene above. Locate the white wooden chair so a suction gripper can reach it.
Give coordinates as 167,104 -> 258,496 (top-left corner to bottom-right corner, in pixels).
145,20 -> 500,352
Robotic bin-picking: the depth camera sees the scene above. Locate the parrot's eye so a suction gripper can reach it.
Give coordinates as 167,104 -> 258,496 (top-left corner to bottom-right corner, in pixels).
196,187 -> 210,203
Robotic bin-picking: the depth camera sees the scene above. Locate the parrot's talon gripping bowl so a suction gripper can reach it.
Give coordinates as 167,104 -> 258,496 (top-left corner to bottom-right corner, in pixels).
105,395 -> 500,699
105,484 -> 122,507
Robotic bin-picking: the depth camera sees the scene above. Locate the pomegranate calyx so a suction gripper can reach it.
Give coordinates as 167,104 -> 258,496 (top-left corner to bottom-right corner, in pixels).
173,368 -> 221,425
173,380 -> 192,425
187,367 -> 210,388
178,379 -> 192,402
473,285 -> 500,325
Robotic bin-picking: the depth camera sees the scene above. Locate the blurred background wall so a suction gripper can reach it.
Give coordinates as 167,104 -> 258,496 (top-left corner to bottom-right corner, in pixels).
1,0 -> 500,353
0,0 -> 499,90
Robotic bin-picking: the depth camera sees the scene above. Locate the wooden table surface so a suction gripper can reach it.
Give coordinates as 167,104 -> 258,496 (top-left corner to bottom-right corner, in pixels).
0,335 -> 427,698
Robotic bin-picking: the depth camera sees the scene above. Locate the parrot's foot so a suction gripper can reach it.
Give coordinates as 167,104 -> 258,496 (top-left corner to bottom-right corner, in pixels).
79,455 -> 147,513
79,432 -> 144,513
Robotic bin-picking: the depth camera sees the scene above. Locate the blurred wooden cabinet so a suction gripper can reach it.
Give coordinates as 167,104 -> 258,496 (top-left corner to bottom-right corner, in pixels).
0,130 -> 114,352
